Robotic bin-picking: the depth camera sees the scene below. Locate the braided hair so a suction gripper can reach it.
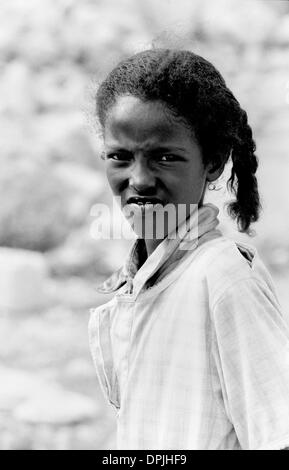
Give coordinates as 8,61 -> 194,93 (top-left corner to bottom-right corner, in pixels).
96,48 -> 261,234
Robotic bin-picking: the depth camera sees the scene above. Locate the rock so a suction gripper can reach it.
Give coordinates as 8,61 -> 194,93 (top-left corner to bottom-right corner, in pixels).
0,162 -> 83,251
0,367 -> 50,411
274,16 -> 289,45
46,277 -> 103,309
54,163 -> 105,201
63,358 -> 95,380
72,421 -> 117,450
0,248 -> 49,312
0,61 -> 35,115
49,126 -> 104,171
0,430 -> 33,451
14,388 -> 99,425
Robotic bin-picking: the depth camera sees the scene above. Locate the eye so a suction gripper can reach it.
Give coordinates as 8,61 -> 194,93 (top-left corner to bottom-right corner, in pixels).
158,154 -> 177,162
106,153 -> 131,162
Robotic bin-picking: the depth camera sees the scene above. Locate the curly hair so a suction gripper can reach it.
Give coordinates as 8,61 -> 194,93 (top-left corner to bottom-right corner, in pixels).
96,48 -> 261,234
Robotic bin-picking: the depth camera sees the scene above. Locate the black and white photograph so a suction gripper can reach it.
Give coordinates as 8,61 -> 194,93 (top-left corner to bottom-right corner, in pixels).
1,0 -> 289,452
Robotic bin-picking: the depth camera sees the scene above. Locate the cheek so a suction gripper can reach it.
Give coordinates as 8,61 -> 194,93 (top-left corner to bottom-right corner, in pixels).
106,166 -> 122,194
173,165 -> 205,187
175,166 -> 206,198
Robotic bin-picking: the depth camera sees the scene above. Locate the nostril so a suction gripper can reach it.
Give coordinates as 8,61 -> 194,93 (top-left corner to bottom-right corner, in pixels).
129,176 -> 156,191
129,162 -> 156,192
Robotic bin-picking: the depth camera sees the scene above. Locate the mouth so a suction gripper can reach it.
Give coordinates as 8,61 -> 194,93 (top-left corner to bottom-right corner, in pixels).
126,197 -> 164,206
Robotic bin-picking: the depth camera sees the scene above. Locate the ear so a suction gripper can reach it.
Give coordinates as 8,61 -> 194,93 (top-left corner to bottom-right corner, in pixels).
206,161 -> 225,182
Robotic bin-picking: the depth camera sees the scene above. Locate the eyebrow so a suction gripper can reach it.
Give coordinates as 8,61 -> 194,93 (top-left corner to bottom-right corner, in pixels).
149,146 -> 186,153
105,145 -> 187,153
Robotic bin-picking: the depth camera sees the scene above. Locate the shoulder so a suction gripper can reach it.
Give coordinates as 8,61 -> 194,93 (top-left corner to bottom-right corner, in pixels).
191,235 -> 275,306
192,234 -> 256,279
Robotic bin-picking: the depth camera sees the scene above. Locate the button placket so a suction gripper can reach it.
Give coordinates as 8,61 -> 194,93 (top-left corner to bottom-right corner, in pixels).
97,308 -> 120,411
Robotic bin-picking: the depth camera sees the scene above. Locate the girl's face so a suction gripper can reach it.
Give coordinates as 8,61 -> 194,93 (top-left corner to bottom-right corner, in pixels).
102,94 -> 216,240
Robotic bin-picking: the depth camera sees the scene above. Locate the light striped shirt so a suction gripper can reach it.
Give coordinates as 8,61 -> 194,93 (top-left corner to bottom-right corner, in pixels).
89,203 -> 289,450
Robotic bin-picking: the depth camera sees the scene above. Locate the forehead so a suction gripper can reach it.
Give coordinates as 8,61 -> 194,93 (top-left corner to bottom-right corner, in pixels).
104,95 -> 193,148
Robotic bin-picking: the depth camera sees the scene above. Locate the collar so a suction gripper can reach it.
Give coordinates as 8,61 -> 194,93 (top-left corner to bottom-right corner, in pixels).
96,203 -> 221,296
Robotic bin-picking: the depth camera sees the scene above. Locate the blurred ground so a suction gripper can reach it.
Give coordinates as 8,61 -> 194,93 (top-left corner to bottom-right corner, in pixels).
0,0 -> 289,450
0,282 -> 117,450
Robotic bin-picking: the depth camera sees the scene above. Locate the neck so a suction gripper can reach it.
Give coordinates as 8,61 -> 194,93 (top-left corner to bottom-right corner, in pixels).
144,238 -> 163,257
144,200 -> 205,258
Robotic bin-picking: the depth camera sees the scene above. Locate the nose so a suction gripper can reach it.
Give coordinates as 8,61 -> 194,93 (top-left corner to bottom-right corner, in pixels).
129,158 -> 156,192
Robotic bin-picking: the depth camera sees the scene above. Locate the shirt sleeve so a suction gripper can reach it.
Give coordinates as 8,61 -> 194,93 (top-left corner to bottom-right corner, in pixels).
211,277 -> 289,450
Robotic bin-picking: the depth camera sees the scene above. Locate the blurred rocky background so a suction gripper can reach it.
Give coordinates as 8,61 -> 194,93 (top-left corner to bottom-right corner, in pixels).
0,0 -> 288,450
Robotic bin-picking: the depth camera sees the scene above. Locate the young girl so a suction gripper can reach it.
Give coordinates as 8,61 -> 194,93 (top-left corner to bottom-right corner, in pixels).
89,48 -> 289,450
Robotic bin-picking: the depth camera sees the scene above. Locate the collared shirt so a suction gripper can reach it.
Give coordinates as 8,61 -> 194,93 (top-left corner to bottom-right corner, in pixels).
89,203 -> 289,450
